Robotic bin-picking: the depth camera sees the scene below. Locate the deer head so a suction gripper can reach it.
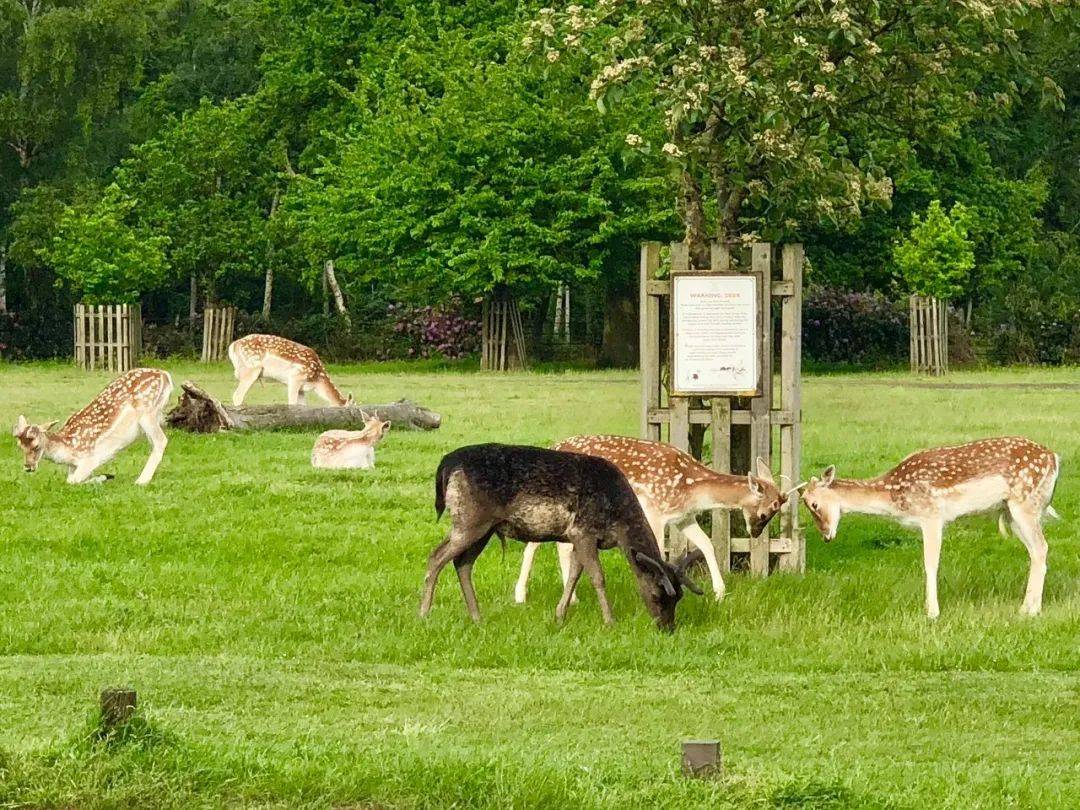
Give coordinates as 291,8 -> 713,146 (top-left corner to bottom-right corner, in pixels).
743,457 -> 788,537
12,415 -> 58,473
801,465 -> 840,540
359,411 -> 392,443
633,550 -> 703,632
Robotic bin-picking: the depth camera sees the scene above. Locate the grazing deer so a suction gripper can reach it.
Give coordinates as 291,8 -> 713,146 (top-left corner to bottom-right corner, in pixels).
514,435 -> 790,603
801,437 -> 1060,618
227,334 -> 353,407
12,368 -> 173,485
423,443 -> 703,631
311,413 -> 391,469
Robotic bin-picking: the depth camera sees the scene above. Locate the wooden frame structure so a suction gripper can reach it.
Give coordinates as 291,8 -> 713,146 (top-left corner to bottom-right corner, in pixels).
202,305 -> 238,362
909,295 -> 948,375
74,303 -> 142,372
640,241 -> 804,576
481,287 -> 528,371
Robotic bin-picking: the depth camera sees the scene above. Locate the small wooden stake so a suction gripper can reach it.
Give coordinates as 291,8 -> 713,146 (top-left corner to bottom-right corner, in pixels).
681,739 -> 722,777
100,688 -> 137,729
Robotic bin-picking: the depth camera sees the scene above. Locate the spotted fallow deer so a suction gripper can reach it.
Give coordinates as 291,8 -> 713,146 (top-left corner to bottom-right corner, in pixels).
514,435 -> 791,603
311,413 -> 391,469
12,368 -> 173,485
227,334 -> 352,407
801,437 -> 1061,618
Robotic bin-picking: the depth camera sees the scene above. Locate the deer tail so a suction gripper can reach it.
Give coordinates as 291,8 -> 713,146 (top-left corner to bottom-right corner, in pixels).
998,512 -> 1013,538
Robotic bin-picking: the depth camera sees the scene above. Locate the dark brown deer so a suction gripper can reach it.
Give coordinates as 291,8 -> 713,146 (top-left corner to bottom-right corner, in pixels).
421,443 -> 703,631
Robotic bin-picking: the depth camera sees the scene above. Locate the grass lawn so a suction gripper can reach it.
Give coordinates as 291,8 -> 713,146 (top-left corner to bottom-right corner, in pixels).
0,361 -> 1078,808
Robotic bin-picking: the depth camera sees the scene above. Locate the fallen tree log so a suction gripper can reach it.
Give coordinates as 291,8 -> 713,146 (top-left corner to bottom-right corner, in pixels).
166,381 -> 442,433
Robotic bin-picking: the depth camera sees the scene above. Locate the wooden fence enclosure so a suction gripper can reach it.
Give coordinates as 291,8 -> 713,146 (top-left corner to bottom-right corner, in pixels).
73,303 -> 142,372
640,241 -> 804,576
481,288 -> 528,371
909,295 -> 949,375
202,305 -> 238,362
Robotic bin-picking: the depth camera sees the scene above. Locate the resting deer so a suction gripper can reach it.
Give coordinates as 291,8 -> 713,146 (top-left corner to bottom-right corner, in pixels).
515,435 -> 790,603
423,443 -> 703,631
801,437 -> 1060,618
228,334 -> 353,407
12,368 -> 173,485
311,413 -> 391,469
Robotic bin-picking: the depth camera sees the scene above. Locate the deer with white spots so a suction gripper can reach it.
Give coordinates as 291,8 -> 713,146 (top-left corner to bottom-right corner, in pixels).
514,435 -> 791,603
311,413 -> 391,469
227,334 -> 352,407
12,368 -> 173,485
801,437 -> 1060,618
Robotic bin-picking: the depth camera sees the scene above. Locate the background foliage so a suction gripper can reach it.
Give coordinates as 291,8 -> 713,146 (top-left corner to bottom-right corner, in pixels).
0,1 -> 1078,366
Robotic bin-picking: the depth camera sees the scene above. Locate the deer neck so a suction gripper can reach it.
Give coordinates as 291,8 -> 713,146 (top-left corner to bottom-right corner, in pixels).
831,479 -> 897,518
684,474 -> 753,511
43,432 -> 76,466
315,375 -> 347,406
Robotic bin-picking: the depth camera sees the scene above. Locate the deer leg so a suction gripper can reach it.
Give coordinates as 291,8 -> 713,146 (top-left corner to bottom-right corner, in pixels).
67,461 -> 108,485
677,517 -> 725,601
420,524 -> 489,618
453,533 -> 492,623
286,375 -> 303,406
231,368 -> 260,406
513,542 -> 540,603
134,414 -> 168,486
571,539 -> 614,626
556,541 -> 579,604
555,552 -> 584,623
920,518 -> 944,619
1008,502 -> 1048,616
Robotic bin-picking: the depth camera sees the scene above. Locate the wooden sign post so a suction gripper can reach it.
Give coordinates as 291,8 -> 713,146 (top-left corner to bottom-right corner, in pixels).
640,240 -> 804,575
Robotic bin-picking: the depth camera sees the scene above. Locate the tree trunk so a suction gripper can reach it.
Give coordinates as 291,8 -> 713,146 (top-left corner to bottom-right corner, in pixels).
263,189 -> 279,319
324,259 -> 350,325
679,171 -> 710,268
0,244 -> 7,314
599,290 -> 638,368
262,265 -> 274,319
166,381 -> 441,433
189,274 -> 198,323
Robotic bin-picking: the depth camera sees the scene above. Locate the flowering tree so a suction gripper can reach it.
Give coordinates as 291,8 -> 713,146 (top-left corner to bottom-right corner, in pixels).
526,1 -> 1061,263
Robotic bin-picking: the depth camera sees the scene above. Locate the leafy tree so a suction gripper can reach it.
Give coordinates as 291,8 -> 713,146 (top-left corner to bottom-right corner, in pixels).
528,1 -> 1060,262
893,200 -> 975,300
43,185 -> 169,303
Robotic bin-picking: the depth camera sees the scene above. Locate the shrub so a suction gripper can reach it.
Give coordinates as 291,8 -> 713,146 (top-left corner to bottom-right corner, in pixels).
802,287 -> 908,366
390,300 -> 480,360
0,308 -> 72,361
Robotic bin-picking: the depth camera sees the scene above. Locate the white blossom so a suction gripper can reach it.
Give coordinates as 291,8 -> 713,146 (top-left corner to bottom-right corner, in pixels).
625,133 -> 644,147
662,142 -> 684,157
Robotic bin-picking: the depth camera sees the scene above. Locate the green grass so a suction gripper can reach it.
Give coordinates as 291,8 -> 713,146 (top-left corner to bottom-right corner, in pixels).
0,361 -> 1078,808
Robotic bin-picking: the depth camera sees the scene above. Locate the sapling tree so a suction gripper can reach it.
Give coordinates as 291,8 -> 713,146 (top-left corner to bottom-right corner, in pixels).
893,200 -> 975,301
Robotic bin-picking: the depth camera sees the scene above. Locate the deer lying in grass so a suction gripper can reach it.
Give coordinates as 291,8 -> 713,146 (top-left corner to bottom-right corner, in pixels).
422,443 -> 703,631
515,435 -> 790,603
12,368 -> 173,485
228,334 -> 353,407
311,413 -> 391,469
801,437 -> 1060,618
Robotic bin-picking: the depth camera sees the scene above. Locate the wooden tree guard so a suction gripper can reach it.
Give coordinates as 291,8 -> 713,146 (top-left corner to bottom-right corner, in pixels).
909,295 -> 948,375
201,305 -> 238,362
73,303 -> 142,372
640,241 -> 804,576
481,287 -> 528,371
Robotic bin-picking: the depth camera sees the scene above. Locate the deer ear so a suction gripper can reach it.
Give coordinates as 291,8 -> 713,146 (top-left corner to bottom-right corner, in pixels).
383,421 -> 392,432
821,465 -> 836,487
747,472 -> 761,494
13,415 -> 27,437
633,551 -> 677,596
346,394 -> 355,406
41,420 -> 59,432
755,456 -> 774,483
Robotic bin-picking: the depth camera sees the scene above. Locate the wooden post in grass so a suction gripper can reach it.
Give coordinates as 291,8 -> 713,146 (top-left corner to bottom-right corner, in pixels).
639,240 -> 804,575
100,688 -> 137,729
681,740 -> 722,777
